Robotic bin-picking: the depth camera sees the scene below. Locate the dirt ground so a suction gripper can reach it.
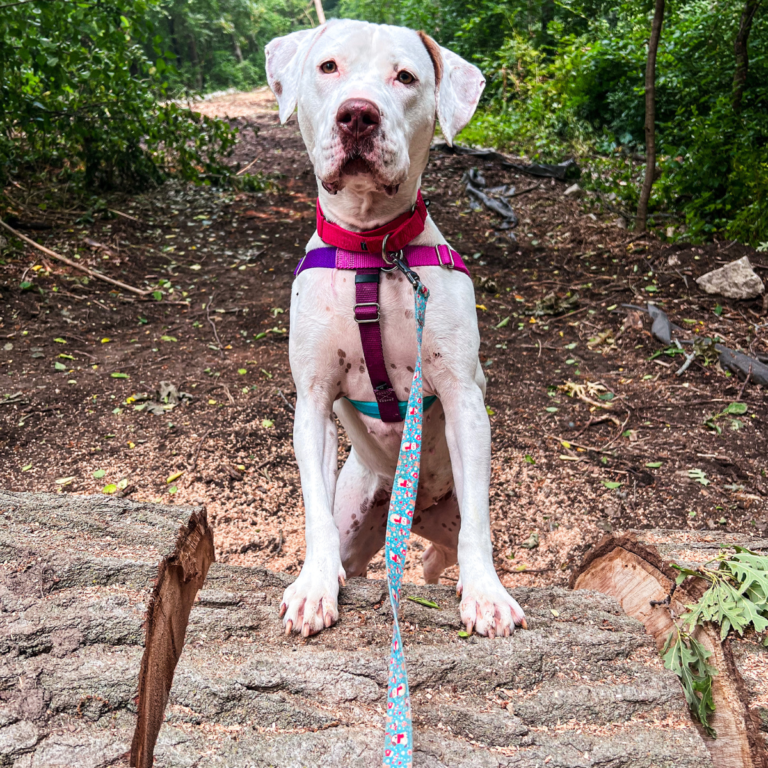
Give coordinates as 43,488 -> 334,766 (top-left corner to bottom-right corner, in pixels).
1,87 -> 767,590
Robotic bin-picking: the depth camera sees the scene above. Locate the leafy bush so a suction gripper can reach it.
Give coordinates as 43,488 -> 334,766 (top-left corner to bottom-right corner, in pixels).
0,0 -> 237,191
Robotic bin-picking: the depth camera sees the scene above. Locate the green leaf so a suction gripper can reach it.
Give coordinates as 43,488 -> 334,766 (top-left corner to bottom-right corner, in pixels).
102,484 -> 117,494
111,372 -> 129,379
54,361 -> 66,371
160,335 -> 178,342
407,596 -> 440,609
645,461 -> 662,468
723,402 -> 747,415
486,405 -> 495,416
545,406 -> 558,413
524,454 -> 535,465
238,369 -> 247,375
662,629 -> 717,737
152,290 -> 163,301
92,469 -> 106,479
495,316 -> 510,328
458,630 -> 471,638
688,468 -> 710,486
602,480 -> 622,489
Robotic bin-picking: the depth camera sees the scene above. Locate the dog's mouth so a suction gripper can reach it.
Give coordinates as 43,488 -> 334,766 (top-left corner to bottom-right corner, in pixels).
322,155 -> 400,197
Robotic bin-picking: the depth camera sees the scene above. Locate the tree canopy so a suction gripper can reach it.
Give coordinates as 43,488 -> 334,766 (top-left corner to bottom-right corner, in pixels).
1,0 -> 766,244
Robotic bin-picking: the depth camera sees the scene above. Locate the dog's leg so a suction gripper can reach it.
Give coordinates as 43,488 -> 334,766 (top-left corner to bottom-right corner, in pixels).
411,492 -> 460,583
334,448 -> 389,577
279,393 -> 346,637
439,371 -> 526,637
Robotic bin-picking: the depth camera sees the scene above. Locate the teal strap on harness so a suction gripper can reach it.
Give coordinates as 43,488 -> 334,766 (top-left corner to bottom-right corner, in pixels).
346,395 -> 437,420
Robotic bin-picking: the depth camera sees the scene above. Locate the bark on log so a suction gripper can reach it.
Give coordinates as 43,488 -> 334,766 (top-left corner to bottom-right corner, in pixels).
0,491 -> 716,767
572,530 -> 768,768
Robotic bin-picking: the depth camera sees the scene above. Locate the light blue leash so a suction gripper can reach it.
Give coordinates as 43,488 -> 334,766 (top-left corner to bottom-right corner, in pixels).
382,278 -> 429,768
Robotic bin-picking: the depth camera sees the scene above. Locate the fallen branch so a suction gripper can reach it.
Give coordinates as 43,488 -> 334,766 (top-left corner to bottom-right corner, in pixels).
0,218 -> 151,297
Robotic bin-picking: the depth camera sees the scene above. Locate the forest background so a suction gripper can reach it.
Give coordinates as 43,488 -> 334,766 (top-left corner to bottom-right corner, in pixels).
1,0 -> 767,246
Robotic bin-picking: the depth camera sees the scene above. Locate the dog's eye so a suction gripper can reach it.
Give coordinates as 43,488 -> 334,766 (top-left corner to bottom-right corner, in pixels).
320,61 -> 337,74
396,70 -> 415,85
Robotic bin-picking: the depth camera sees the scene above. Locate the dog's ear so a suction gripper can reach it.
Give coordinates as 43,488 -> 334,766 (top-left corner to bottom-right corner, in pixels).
265,28 -> 321,124
418,32 -> 485,146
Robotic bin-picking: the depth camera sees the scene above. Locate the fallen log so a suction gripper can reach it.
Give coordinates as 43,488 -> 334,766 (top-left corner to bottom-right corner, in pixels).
0,491 -> 715,767
572,530 -> 768,768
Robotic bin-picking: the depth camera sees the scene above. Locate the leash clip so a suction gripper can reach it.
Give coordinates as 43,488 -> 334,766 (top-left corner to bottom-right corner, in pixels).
392,256 -> 421,291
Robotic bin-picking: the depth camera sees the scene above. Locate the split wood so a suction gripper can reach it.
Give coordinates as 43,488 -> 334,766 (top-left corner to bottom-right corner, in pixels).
0,218 -> 151,297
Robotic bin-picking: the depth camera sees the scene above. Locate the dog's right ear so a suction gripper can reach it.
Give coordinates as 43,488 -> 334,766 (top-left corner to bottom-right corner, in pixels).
265,28 -> 321,124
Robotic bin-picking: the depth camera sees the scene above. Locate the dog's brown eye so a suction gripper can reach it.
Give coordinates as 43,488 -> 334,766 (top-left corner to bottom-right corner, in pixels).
396,70 -> 415,84
320,61 -> 337,74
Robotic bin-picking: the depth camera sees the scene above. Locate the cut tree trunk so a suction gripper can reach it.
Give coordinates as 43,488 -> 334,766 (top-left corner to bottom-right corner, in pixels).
0,491 -> 717,767
635,0 -> 666,232
572,530 -> 768,768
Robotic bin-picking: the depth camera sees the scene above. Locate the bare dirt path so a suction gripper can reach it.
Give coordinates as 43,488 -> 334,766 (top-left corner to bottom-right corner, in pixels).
1,89 -> 766,589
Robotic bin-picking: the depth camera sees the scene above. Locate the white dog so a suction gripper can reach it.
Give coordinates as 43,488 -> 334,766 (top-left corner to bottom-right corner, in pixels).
265,19 -> 526,639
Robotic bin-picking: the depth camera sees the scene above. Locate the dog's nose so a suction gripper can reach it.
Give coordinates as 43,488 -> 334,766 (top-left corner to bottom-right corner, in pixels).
336,99 -> 381,140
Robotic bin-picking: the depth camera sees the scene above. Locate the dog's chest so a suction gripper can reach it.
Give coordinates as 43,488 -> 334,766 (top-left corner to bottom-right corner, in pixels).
291,268 -> 432,402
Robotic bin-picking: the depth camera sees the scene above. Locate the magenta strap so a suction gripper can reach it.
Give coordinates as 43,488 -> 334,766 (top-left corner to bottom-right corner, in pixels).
294,244 -> 470,425
295,244 -> 471,278
354,270 -> 402,423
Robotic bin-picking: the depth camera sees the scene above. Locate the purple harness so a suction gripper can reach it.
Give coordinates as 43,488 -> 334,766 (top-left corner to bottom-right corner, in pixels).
295,244 -> 471,422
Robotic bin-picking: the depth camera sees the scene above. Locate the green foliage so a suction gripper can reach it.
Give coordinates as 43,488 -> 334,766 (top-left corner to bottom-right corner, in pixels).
664,546 -> 768,736
662,628 -> 717,737
0,0 -> 237,190
343,0 -> 768,245
145,0 -> 312,92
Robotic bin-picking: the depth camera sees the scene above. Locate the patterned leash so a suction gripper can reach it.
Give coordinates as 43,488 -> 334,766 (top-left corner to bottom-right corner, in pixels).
382,267 -> 429,768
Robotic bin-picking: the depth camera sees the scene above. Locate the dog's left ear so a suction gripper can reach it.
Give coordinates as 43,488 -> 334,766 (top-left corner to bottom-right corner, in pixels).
265,27 -> 322,124
418,32 -> 485,146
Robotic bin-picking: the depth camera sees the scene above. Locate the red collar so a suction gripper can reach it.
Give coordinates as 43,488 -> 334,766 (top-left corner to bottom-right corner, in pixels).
316,191 -> 428,255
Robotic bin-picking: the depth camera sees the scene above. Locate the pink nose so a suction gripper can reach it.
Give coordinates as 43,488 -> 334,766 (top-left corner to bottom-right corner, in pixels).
336,99 -> 381,140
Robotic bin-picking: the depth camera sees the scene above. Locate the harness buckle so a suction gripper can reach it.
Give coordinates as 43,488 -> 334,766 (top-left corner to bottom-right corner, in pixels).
354,301 -> 380,323
436,244 -> 454,269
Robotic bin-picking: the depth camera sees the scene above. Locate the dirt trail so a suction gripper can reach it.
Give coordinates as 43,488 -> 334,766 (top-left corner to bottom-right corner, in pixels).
1,88 -> 766,589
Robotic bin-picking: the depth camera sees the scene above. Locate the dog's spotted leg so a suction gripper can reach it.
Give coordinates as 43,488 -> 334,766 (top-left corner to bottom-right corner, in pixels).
279,392 -> 346,637
333,448 -> 389,577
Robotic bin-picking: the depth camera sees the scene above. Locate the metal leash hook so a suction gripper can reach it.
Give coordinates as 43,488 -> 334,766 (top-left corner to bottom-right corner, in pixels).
382,233 -> 422,290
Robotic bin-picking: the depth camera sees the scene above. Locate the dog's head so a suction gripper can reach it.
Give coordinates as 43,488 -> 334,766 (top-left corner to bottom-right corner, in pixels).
266,20 -> 485,196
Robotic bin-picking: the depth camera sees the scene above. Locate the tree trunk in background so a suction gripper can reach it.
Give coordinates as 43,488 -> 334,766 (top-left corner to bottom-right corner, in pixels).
635,0 -> 666,233
314,0 -> 326,25
231,34 -> 244,64
540,0 -> 555,52
188,33 -> 202,91
733,0 -> 761,112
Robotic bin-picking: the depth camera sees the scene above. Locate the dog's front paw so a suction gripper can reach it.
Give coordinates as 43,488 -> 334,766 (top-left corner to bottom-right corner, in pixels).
279,560 -> 347,637
457,573 -> 527,638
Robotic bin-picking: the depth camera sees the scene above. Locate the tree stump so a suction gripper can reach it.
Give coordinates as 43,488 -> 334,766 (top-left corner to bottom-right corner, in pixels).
1,491 -> 715,767
572,530 -> 768,768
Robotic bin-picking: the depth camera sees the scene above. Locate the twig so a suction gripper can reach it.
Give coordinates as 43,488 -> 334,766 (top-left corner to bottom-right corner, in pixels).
236,155 -> 261,176
0,218 -> 150,297
737,364 -> 752,400
546,434 -> 616,456
277,388 -> 295,411
601,412 -> 631,451
187,427 -> 215,475
206,291 -> 224,356
108,208 -> 141,223
508,183 -> 542,198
